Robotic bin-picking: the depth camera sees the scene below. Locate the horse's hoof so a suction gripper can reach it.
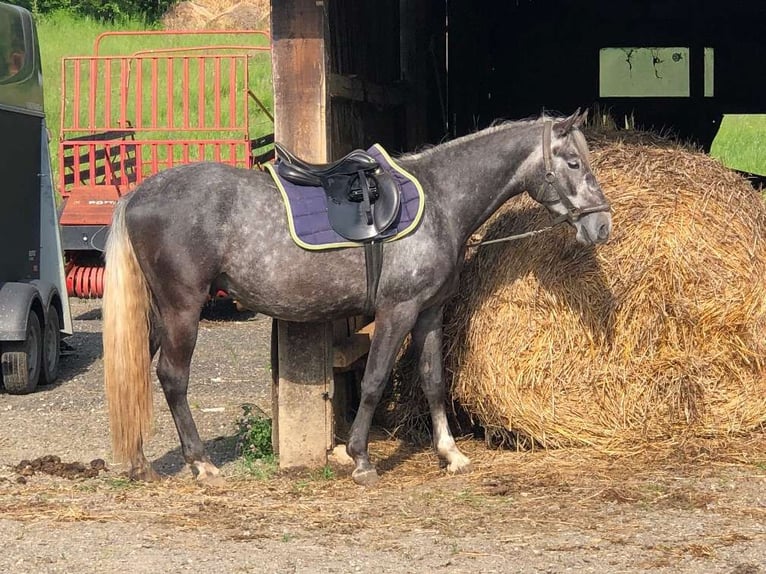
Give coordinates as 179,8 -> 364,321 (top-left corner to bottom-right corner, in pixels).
330,445 -> 354,466
447,456 -> 473,475
191,460 -> 224,485
197,473 -> 227,488
352,467 -> 380,486
129,467 -> 160,482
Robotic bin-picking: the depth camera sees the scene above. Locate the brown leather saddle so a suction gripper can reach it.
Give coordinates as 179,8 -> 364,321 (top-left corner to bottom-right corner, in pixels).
275,143 -> 401,242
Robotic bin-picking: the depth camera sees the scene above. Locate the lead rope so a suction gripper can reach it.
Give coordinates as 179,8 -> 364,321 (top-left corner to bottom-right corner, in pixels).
466,216 -> 567,249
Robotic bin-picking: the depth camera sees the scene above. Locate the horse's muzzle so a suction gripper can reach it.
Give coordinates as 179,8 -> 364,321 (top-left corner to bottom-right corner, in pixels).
575,211 -> 612,245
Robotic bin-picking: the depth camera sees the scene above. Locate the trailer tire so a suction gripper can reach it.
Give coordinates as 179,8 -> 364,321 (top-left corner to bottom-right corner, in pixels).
40,305 -> 61,385
1,310 -> 43,394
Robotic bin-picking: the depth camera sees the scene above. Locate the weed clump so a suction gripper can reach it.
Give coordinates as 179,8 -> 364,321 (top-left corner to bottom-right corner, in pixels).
235,404 -> 274,462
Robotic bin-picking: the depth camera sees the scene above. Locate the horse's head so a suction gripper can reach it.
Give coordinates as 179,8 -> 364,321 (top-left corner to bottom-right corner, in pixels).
529,110 -> 612,245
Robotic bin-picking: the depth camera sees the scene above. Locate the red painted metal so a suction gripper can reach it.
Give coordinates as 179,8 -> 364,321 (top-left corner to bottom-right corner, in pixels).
65,263 -> 105,298
58,31 -> 273,297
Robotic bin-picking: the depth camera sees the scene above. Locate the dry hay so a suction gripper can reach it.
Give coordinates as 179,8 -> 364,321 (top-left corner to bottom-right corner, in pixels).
162,0 -> 270,31
2,434 -> 764,537
161,1 -> 214,30
442,128 -> 766,452
205,2 -> 270,30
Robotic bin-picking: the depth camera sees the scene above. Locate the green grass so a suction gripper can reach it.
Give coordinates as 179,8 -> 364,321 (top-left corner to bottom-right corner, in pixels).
37,11 -> 148,149
234,403 -> 277,478
235,403 -> 278,479
710,114 -> 766,176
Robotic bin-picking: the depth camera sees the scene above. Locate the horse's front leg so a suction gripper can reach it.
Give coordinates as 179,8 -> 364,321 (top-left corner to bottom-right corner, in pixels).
347,303 -> 419,485
156,307 -> 224,486
412,305 -> 471,474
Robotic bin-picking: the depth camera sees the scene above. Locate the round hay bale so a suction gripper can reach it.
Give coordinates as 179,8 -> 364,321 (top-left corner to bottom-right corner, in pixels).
161,0 -> 269,31
161,1 -> 214,31
444,129 -> 766,451
204,1 -> 270,30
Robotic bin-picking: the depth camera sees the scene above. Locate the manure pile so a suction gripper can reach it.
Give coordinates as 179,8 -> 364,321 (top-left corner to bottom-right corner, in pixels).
444,130 -> 766,451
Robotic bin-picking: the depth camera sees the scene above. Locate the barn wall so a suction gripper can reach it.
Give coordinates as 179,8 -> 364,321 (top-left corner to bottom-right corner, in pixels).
326,0 -> 446,156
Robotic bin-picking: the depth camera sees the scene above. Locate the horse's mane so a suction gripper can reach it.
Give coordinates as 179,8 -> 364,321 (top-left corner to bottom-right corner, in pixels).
398,113 -> 572,161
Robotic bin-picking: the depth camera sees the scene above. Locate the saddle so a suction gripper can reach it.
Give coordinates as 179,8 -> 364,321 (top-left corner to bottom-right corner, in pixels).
275,142 -> 401,242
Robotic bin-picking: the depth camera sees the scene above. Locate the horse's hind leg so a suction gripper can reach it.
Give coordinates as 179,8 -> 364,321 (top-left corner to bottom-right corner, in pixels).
411,306 -> 471,474
156,305 -> 223,485
127,439 -> 160,482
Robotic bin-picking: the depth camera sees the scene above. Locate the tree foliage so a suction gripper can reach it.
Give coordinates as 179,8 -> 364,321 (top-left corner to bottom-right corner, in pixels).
14,0 -> 175,22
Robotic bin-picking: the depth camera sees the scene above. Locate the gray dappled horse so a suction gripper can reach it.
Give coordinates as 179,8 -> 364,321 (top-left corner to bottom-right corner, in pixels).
103,110 -> 612,485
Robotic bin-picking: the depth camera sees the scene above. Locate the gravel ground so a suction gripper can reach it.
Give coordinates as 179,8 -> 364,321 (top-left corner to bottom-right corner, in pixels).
1,298 -> 766,573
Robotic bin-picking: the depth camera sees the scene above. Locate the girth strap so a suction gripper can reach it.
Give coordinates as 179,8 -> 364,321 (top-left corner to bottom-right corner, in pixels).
364,242 -> 383,316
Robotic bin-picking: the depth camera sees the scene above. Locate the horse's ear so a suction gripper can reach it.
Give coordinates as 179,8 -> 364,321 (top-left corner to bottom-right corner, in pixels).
553,108 -> 584,136
577,108 -> 589,128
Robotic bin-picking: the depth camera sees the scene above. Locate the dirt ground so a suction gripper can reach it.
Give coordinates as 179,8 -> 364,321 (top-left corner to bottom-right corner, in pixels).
1,298 -> 765,573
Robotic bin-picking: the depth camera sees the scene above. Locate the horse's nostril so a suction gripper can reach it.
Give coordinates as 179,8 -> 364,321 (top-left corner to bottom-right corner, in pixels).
598,223 -> 610,240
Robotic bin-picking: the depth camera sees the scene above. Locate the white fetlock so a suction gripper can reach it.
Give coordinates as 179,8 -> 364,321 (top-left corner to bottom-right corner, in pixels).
437,440 -> 472,474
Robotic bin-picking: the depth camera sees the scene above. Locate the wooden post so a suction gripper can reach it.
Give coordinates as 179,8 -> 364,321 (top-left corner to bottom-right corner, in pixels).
271,0 -> 328,159
270,0 -> 333,469
272,321 -> 334,469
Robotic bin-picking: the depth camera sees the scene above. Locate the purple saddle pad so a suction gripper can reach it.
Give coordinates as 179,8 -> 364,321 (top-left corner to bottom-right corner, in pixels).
265,143 -> 424,250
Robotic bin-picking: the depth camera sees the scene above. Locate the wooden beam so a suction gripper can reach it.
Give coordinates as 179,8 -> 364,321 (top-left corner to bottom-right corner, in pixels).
333,322 -> 375,370
271,0 -> 333,470
328,73 -> 405,107
274,321 -> 333,469
271,0 -> 328,162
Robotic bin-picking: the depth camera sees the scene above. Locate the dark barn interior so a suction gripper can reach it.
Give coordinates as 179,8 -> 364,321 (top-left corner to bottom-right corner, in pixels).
448,0 -> 766,150
280,0 -> 766,156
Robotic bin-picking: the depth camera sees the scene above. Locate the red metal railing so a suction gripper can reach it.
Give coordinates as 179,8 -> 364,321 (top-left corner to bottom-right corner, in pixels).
59,30 -> 271,200
58,31 -> 272,297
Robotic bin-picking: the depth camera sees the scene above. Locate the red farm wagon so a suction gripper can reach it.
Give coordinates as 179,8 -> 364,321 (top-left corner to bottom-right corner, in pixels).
58,30 -> 274,298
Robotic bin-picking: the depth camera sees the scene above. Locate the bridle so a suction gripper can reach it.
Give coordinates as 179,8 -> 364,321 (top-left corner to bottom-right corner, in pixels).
468,120 -> 611,249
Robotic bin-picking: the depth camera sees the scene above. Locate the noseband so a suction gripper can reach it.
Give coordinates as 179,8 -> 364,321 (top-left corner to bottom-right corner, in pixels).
468,120 -> 611,249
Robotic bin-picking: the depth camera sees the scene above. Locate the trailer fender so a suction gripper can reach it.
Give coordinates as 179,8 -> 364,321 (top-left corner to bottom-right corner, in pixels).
30,279 -> 61,324
0,282 -> 43,342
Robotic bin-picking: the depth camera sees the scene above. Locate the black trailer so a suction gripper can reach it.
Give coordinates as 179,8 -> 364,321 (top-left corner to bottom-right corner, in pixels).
0,2 -> 72,394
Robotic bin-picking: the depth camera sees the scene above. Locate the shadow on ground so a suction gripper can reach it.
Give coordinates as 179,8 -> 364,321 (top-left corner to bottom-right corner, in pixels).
151,434 -> 240,476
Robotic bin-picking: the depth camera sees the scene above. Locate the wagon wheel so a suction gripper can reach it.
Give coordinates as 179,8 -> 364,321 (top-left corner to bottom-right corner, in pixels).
40,305 -> 61,385
1,310 -> 43,394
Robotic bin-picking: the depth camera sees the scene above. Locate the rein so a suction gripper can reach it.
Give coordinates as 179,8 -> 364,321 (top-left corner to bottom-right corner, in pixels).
467,121 -> 610,250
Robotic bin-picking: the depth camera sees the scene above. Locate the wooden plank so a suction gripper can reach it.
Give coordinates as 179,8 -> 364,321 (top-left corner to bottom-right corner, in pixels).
271,0 -> 327,162
328,73 -> 405,107
400,0 -> 433,148
333,321 -> 375,370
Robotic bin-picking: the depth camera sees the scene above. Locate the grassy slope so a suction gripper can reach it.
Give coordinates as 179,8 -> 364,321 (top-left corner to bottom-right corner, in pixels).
710,114 -> 766,177
37,11 -> 147,147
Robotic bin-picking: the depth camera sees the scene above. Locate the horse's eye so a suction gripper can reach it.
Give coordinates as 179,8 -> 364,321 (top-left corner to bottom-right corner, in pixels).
567,160 -> 580,170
